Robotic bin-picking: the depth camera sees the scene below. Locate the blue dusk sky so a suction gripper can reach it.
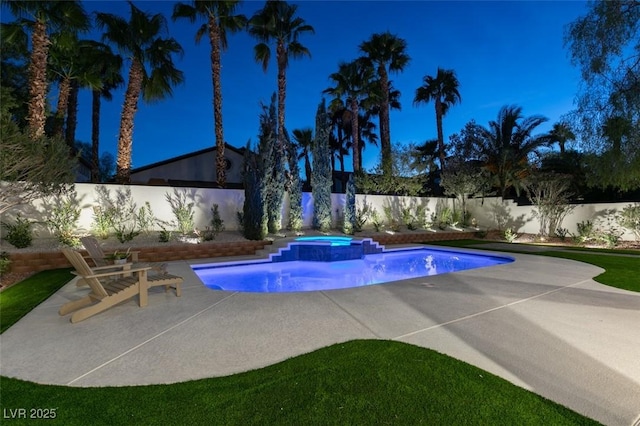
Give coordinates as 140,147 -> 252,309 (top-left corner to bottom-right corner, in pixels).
6,0 -> 589,172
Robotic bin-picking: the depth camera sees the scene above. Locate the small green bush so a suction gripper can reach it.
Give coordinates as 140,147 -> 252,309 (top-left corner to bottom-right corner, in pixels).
0,251 -> 11,275
166,190 -> 195,235
91,206 -> 114,239
47,193 -> 81,246
574,220 -> 595,244
198,204 -> 225,241
504,228 -> 517,243
2,214 -> 34,248
136,202 -> 156,235
618,204 -> 640,240
370,209 -> 383,232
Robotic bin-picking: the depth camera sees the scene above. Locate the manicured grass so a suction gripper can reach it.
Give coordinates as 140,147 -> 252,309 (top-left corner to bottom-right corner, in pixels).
540,251 -> 640,292
0,268 -> 73,333
428,239 -> 640,292
0,340 -> 597,425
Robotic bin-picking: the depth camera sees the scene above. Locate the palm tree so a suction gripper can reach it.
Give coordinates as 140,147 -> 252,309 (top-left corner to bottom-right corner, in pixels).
359,32 -> 410,176
249,0 -> 314,157
478,105 -> 550,198
549,121 -> 576,154
172,1 -> 247,188
48,32 -> 101,143
292,128 -> 313,187
2,0 -> 88,139
324,59 -> 375,172
96,3 -> 184,183
82,41 -> 124,182
414,67 -> 462,173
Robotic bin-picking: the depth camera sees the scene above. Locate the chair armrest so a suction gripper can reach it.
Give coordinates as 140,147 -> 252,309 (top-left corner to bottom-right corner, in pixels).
90,263 -> 134,271
81,266 -> 152,279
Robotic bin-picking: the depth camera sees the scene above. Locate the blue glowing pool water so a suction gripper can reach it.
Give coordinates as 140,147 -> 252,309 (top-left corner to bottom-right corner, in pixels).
192,247 -> 513,293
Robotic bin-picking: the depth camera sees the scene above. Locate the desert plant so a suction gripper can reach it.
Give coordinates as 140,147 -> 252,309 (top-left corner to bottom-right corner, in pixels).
370,208 -> 383,232
618,203 -> 640,240
595,211 -> 623,248
437,206 -> 453,230
0,251 -> 11,275
46,192 -> 81,247
2,215 -> 34,248
199,204 -> 225,241
574,220 -> 595,244
354,200 -> 372,233
91,206 -> 114,239
165,190 -> 195,236
112,188 -> 140,243
343,176 -> 356,235
555,228 -> 569,241
91,185 -> 116,239
524,172 -> 574,237
136,202 -> 156,235
504,228 -> 517,243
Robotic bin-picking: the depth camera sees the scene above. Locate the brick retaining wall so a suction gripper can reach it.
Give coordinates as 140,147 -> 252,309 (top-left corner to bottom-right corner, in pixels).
6,240 -> 272,274
5,231 -> 500,274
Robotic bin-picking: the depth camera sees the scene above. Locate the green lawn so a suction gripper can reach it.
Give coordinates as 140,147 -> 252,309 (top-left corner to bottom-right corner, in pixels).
4,243 -> 634,424
0,268 -> 73,333
429,239 -> 640,292
1,340 -> 597,425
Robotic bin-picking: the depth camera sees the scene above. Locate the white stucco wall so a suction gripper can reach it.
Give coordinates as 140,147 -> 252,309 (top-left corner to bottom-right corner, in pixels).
2,183 -> 638,241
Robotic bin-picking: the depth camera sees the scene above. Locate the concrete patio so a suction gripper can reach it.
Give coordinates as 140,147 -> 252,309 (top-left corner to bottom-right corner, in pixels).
1,245 -> 639,426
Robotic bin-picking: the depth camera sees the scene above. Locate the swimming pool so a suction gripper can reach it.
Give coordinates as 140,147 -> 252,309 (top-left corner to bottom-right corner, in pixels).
193,247 -> 513,293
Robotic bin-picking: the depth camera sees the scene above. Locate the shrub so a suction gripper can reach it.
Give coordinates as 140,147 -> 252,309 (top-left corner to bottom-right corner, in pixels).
370,208 -> 383,232
199,204 -> 225,241
91,185 -> 116,239
47,192 -> 81,247
574,220 -> 595,244
165,190 -> 195,236
618,203 -> 640,240
343,176 -> 356,235
555,228 -> 569,241
504,228 -> 517,243
0,251 -> 10,275
136,202 -> 156,235
112,188 -> 140,243
2,214 -> 34,248
354,200 -> 372,233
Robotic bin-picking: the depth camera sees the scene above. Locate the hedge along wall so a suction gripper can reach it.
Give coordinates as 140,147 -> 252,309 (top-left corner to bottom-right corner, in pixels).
2,182 -> 637,241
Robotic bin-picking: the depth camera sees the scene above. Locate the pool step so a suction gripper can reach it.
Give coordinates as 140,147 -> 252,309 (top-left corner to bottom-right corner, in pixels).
254,237 -> 386,263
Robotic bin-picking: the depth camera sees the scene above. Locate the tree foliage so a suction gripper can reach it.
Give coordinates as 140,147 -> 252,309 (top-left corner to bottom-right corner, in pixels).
311,99 -> 333,232
285,129 -> 303,232
565,0 -> 640,189
0,88 -> 76,215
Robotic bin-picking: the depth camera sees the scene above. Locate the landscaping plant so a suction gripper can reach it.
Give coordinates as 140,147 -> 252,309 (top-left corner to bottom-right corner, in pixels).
112,188 -> 140,243
46,192 -> 81,247
311,99 -> 333,233
165,189 -> 195,236
91,186 -> 116,239
343,175 -> 356,235
1,214 -> 34,248
285,129 -> 303,233
354,199 -> 372,233
618,203 -> 640,240
0,251 -> 11,275
136,202 -> 156,235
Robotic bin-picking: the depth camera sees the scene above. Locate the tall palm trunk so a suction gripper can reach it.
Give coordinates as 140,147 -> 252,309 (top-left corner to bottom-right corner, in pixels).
276,40 -> 286,154
65,80 -> 79,147
115,58 -> 144,184
350,98 -> 360,172
28,20 -> 49,139
378,65 -> 391,176
435,99 -> 446,172
209,15 -> 226,188
91,89 -> 101,183
53,77 -> 71,139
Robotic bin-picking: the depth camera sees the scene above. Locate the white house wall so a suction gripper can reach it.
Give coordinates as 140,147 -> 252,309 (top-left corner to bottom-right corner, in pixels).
130,150 -> 244,184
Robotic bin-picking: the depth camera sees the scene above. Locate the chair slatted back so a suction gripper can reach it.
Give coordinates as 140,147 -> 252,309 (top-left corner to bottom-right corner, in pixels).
62,248 -> 110,299
80,236 -> 108,267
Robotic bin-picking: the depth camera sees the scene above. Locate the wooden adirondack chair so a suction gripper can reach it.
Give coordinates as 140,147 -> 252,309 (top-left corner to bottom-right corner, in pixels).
79,236 -> 167,287
60,248 -> 182,323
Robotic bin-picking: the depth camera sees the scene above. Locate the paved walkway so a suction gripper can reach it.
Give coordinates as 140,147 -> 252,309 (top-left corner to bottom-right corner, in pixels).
1,246 -> 639,426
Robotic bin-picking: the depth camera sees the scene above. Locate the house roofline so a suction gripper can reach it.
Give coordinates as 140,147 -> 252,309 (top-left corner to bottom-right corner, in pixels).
130,143 -> 246,174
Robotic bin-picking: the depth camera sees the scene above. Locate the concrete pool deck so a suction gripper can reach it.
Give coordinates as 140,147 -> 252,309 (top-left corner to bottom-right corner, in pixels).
1,245 -> 639,426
